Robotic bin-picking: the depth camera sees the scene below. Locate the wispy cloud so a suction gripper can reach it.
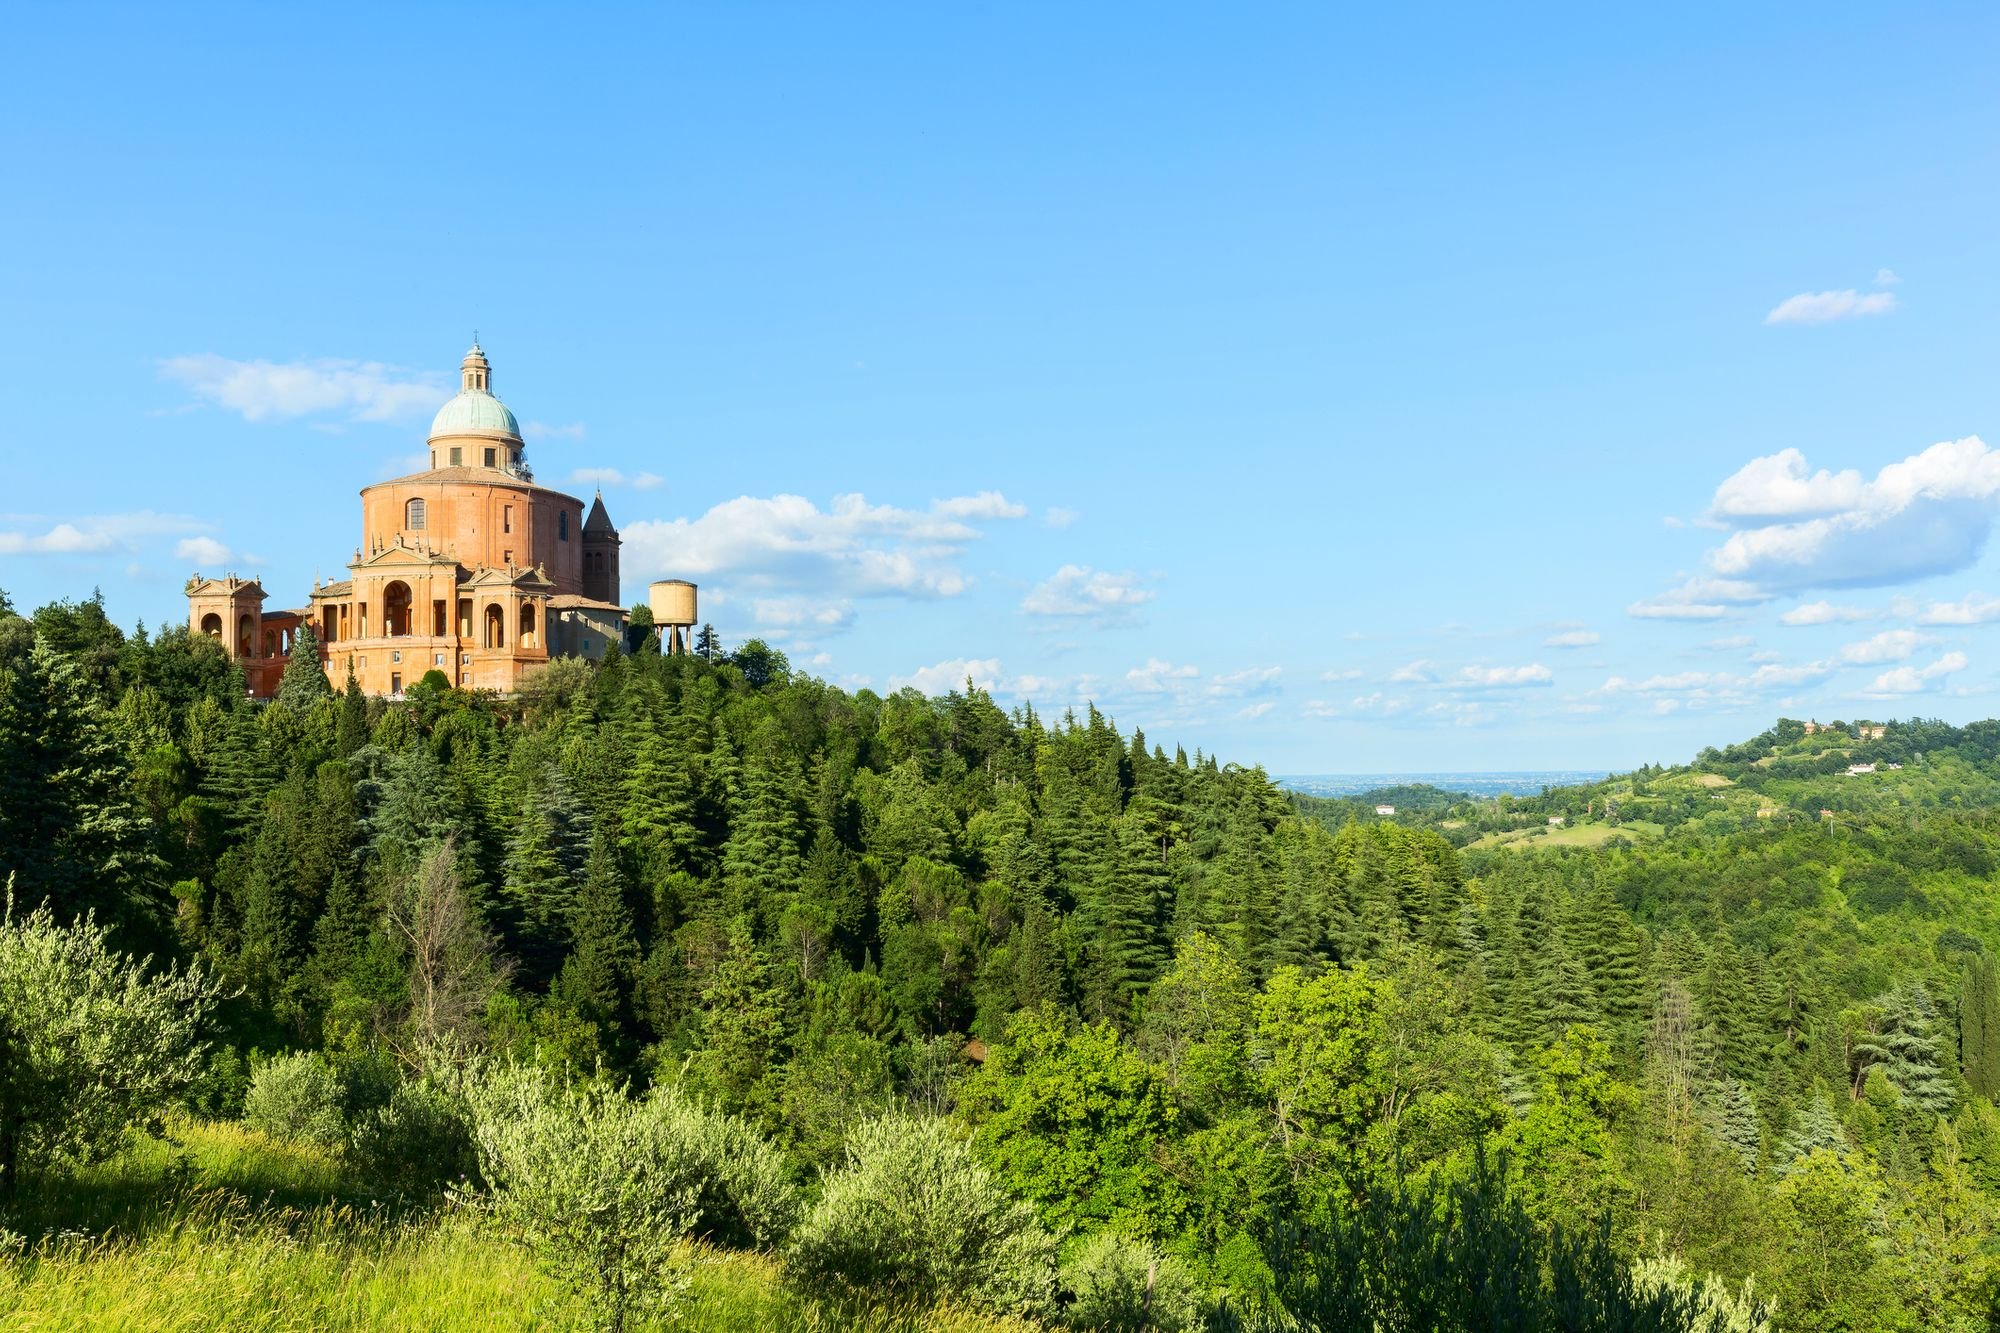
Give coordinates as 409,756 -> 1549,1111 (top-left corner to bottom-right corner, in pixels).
1916,592 -> 2000,625
1838,629 -> 1935,664
1869,651 -> 1967,696
1543,629 -> 1600,648
1455,663 -> 1553,688
0,511 -> 211,557
1764,289 -> 1898,326
1020,565 -> 1155,622
525,421 -> 587,442
160,355 -> 445,422
1780,600 -> 1876,626
569,467 -> 664,490
620,492 -> 1028,627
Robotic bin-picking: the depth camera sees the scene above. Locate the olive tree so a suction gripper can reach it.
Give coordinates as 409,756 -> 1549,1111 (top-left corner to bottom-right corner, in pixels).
0,889 -> 222,1194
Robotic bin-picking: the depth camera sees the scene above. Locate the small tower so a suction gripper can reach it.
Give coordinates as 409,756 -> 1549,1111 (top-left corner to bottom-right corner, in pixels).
462,340 -> 491,392
582,490 -> 621,605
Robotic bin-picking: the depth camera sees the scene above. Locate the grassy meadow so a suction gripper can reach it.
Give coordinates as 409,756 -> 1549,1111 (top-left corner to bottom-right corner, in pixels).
0,1121 -> 1028,1333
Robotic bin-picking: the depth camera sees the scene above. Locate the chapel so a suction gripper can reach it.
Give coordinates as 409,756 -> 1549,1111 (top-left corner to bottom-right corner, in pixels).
186,343 -> 632,697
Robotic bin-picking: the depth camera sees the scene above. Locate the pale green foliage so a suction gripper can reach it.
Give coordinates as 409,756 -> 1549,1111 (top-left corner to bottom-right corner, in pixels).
0,893 -> 222,1192
1060,1230 -> 1205,1331
349,1075 -> 474,1193
1630,1251 -> 1774,1333
788,1114 -> 1059,1318
645,1083 -> 799,1247
464,1064 -> 703,1332
242,1051 -> 346,1149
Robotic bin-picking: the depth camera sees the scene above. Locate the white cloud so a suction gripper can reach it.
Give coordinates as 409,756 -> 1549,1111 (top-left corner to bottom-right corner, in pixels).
1456,663 -> 1554,688
569,467 -> 666,491
750,597 -> 856,634
525,421 -> 587,442
1764,290 -> 1898,326
175,536 -> 232,566
1917,592 -> 2000,625
1544,629 -> 1600,648
1710,450 -> 1868,523
160,355 -> 445,422
1703,634 -> 1756,650
1044,507 -> 1080,528
1874,268 -> 1901,287
1870,650 -> 1968,695
1838,629 -> 1935,664
1302,699 -> 1342,719
891,657 -> 1003,695
1319,667 -> 1364,681
0,511 -> 210,557
1236,701 -> 1276,720
1628,595 -> 1732,621
1780,599 -> 1876,626
1020,565 -> 1155,621
1389,659 -> 1438,683
1126,658 -> 1200,693
933,491 -> 1028,520
1206,666 -> 1283,698
620,492 -> 1027,617
1656,438 -> 2000,600
1349,692 -> 1409,715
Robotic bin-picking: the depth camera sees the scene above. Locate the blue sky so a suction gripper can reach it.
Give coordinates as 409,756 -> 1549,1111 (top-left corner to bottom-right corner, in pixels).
6,3 -> 2000,773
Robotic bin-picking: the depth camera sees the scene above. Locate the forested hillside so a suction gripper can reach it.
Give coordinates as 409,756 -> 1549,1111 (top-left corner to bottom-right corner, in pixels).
3,588 -> 1998,1330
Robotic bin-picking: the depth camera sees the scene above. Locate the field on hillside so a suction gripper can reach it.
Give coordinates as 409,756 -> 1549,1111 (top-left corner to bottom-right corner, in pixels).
0,1122 -> 1026,1333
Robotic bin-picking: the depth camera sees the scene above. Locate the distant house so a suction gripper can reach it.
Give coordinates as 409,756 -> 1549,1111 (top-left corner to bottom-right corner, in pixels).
1859,724 -> 1887,740
1887,762 -> 1903,770
1803,720 -> 1820,735
1374,804 -> 1396,817
1847,763 -> 1876,776
1819,808 -> 1835,819
1756,807 -> 1775,818
1547,815 -> 1566,827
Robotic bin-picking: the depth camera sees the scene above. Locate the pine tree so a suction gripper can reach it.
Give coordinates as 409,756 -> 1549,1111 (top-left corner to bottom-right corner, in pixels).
553,827 -> 639,1037
1695,932 -> 1758,1082
693,623 -> 723,661
1852,985 -> 1956,1115
0,638 -> 151,918
1778,1087 -> 1848,1171
275,625 -> 334,713
1707,1076 -> 1762,1169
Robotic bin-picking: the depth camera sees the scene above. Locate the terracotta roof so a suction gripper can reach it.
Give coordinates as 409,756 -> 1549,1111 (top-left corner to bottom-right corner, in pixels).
549,594 -> 626,612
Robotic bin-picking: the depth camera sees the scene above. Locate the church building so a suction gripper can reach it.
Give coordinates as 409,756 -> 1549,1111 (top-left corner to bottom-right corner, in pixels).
186,343 -> 634,698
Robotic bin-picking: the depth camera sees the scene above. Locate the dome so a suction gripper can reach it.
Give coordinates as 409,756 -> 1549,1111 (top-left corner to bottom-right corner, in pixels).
428,389 -> 521,442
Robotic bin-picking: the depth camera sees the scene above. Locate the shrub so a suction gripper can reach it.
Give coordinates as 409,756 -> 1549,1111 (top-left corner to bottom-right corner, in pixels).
646,1085 -> 798,1247
0,898 -> 223,1194
1062,1231 -> 1205,1332
464,1063 -> 705,1333
786,1113 -> 1058,1318
243,1051 -> 347,1149
350,1076 -> 474,1194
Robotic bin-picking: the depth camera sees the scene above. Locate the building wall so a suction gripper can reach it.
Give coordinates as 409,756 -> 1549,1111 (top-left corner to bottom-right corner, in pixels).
359,478 -> 589,595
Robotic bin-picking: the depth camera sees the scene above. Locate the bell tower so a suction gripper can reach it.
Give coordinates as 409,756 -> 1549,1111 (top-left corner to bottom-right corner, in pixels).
582,490 -> 621,605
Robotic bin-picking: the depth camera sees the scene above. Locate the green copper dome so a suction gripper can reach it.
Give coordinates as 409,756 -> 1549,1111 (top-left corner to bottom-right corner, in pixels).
428,388 -> 521,441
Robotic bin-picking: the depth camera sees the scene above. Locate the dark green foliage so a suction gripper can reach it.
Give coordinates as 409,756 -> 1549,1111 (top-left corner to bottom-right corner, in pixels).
274,627 -> 335,714
1222,1153 -> 1730,1332
1960,953 -> 2000,1100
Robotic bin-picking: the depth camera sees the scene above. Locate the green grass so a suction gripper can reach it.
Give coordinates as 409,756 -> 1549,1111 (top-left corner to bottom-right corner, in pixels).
1469,820 -> 1665,852
0,1122 -> 1034,1332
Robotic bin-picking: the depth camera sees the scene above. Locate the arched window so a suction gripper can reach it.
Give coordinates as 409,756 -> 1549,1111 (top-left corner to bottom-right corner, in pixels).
406,497 -> 427,530
521,602 -> 537,648
200,612 -> 222,638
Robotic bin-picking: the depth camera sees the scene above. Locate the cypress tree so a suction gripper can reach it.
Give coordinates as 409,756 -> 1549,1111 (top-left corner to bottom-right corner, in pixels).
1960,954 -> 2000,1100
335,665 -> 368,757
